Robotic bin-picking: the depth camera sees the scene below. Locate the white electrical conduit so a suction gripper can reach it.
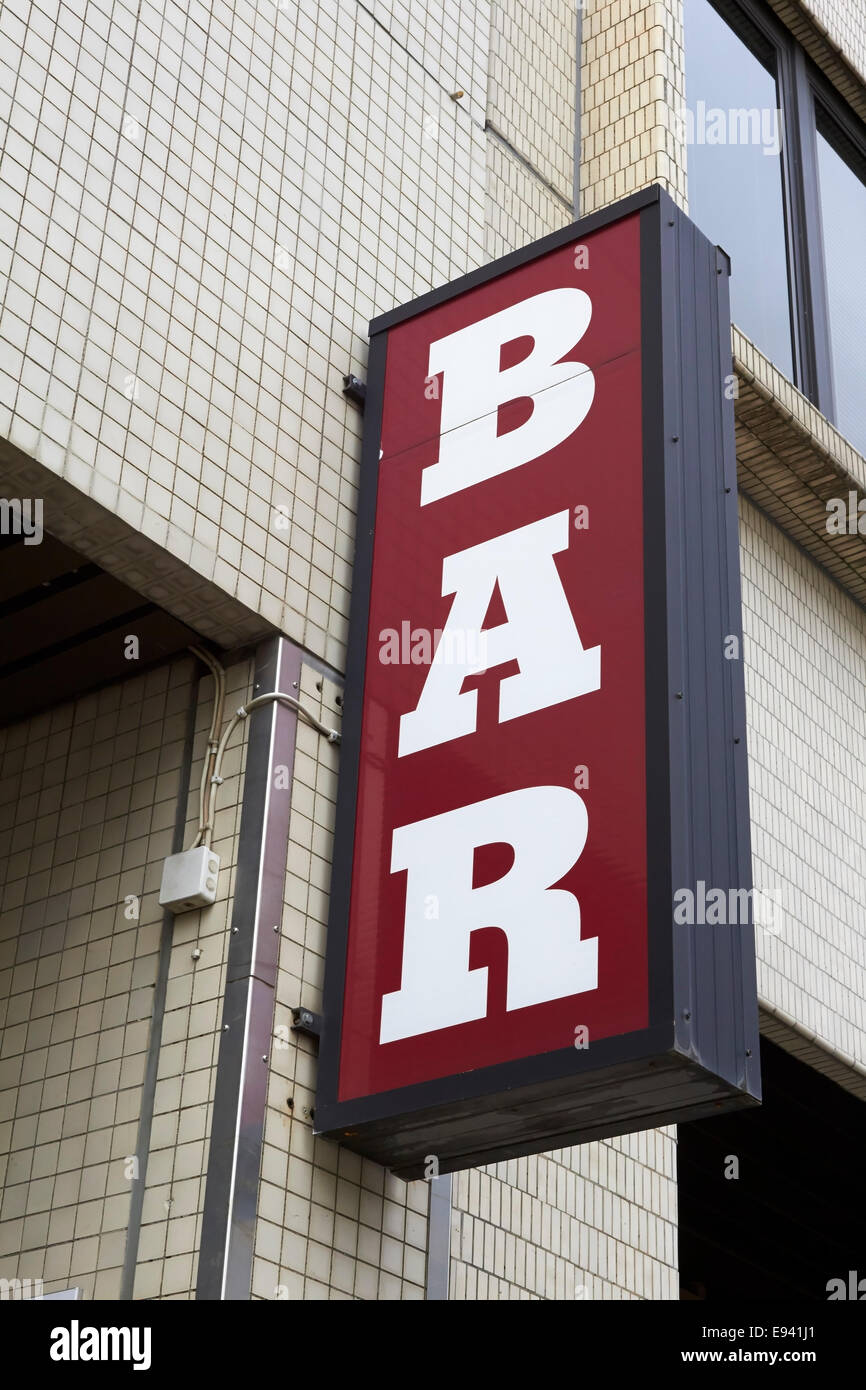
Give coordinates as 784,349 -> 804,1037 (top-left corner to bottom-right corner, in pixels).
186,646 -> 341,850
188,645 -> 226,849
202,693 -> 341,847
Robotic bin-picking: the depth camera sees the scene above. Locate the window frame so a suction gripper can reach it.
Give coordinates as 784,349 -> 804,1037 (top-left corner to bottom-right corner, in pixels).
805,74 -> 866,427
692,0 -> 866,430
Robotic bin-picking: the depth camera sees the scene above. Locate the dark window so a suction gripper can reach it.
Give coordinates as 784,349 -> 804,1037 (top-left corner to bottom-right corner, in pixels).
679,1038 -> 866,1300
682,0 -> 866,458
815,120 -> 866,457
683,0 -> 793,378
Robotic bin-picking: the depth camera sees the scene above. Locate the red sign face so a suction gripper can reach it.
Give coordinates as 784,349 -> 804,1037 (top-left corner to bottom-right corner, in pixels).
338,212 -> 646,1101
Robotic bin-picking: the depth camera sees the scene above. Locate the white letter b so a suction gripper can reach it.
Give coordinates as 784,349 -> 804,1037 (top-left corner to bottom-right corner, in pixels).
422,288 -> 595,505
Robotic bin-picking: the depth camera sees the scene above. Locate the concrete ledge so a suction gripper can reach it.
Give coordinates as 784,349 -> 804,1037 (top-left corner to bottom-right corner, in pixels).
733,325 -> 866,609
0,436 -> 274,649
759,1003 -> 866,1103
767,0 -> 866,124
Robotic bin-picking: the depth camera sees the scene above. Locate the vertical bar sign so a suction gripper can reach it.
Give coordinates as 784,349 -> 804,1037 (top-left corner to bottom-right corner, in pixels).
317,187 -> 760,1176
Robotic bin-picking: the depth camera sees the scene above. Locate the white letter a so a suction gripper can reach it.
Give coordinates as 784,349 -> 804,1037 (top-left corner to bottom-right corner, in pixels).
398,509 -> 600,758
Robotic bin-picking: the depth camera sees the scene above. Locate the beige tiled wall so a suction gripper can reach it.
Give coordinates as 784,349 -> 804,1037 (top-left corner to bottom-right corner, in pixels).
580,0 -> 687,215
0,653 -> 254,1300
483,1 -> 577,258
130,656 -> 251,1301
251,663 -> 428,1301
0,0 -> 487,672
451,1132 -> 678,1300
488,0 -> 578,204
0,659 -> 192,1297
484,138 -> 574,262
740,496 -> 866,1070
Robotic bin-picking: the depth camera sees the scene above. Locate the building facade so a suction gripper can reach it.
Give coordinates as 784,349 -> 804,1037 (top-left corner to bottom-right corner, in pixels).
0,0 -> 864,1300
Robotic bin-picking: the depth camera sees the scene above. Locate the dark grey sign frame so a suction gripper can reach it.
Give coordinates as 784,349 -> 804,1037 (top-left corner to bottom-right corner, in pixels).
315,184 -> 761,1179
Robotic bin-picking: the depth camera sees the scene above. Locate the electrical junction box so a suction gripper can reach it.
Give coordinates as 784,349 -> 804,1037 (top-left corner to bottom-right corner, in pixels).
159,846 -> 220,914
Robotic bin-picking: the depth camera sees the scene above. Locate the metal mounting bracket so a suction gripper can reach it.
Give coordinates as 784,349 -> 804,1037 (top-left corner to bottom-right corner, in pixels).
291,1006 -> 322,1039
